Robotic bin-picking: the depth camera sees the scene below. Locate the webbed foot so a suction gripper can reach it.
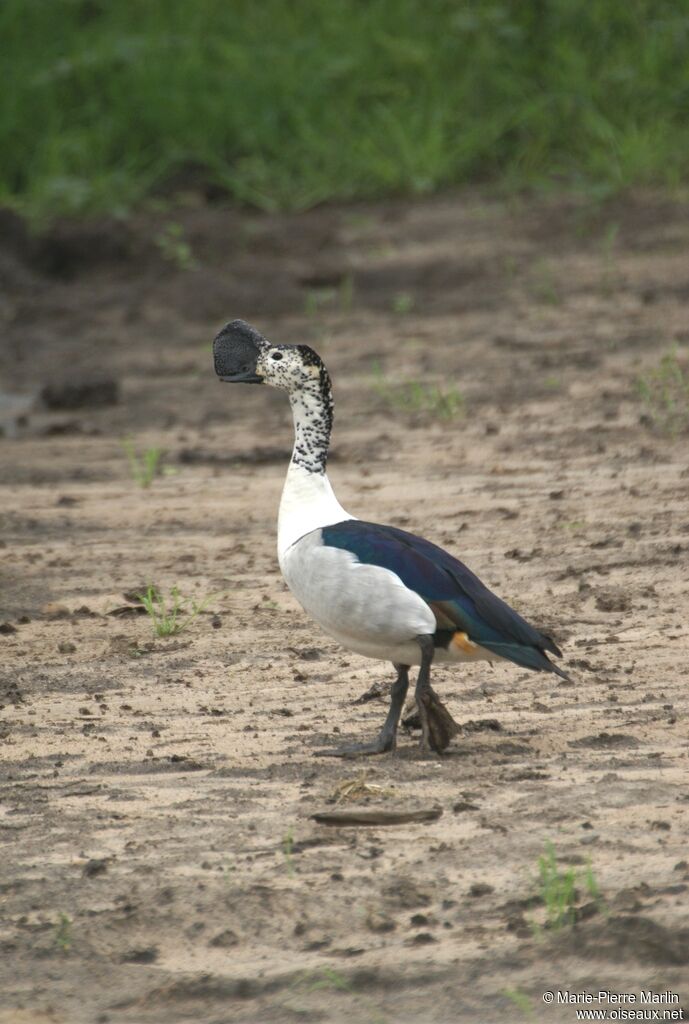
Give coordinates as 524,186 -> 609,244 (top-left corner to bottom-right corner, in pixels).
408,685 -> 461,754
315,733 -> 396,758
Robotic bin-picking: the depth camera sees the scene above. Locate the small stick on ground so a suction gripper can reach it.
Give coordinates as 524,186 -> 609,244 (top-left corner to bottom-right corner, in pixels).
312,806 -> 443,826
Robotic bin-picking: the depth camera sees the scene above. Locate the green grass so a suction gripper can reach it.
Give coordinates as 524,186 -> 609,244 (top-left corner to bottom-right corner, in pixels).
123,440 -> 164,488
392,291 -> 415,315
503,988 -> 535,1021
529,260 -> 562,306
222,858 -> 235,887
299,968 -> 351,994
372,365 -> 464,420
289,969 -> 388,1024
54,913 -> 72,952
282,826 -> 296,877
155,222 -> 198,270
2,1 -> 689,217
138,584 -> 212,637
535,842 -> 602,931
538,843 -> 578,929
636,349 -> 689,435
304,273 -> 355,316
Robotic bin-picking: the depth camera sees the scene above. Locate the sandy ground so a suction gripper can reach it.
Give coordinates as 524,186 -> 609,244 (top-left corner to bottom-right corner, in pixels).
1,191 -> 689,1024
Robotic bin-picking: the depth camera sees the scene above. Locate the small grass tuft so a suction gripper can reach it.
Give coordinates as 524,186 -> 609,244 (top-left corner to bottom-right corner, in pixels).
304,274 -> 355,316
300,967 -> 351,993
635,349 -> 689,435
123,440 -> 164,488
503,987 -> 534,1020
282,826 -> 296,877
392,291 -> 415,315
534,842 -> 602,933
537,842 -> 578,929
559,519 -> 586,532
339,272 -> 355,312
583,859 -> 601,904
599,222 -> 621,297
304,287 -> 336,317
529,259 -> 561,306
138,584 -> 212,637
222,858 -> 235,888
290,968 -> 386,1022
372,365 -> 463,421
54,913 -> 72,952
155,222 -> 198,271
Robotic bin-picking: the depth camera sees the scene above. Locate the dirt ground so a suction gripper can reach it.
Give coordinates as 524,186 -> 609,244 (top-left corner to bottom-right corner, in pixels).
1,189 -> 689,1024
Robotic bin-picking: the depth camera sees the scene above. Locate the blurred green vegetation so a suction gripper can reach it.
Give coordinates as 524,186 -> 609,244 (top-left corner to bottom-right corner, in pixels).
2,0 -> 688,217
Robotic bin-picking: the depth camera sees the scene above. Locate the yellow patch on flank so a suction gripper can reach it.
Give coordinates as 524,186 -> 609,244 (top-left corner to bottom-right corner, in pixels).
452,631 -> 479,655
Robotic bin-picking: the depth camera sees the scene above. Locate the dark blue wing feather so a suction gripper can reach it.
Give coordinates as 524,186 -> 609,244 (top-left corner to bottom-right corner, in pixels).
321,520 -> 567,678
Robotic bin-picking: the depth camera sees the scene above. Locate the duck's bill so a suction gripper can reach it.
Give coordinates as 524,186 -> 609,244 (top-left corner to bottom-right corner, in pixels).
218,371 -> 264,383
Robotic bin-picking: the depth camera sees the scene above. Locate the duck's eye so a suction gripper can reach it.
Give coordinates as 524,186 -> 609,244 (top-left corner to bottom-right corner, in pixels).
271,351 -> 283,361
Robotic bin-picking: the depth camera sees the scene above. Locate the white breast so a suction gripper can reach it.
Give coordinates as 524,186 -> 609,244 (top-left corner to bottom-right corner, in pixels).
277,463 -> 353,557
280,529 -> 436,663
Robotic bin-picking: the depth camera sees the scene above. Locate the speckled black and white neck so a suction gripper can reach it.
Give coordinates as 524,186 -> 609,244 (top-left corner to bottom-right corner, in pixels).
275,347 -> 351,558
288,346 -> 334,474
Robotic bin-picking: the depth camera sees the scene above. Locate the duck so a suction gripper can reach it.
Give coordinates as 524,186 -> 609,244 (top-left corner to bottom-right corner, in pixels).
213,319 -> 568,756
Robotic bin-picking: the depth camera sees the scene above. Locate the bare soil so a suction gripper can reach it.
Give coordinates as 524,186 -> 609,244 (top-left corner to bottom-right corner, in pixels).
1,190 -> 689,1023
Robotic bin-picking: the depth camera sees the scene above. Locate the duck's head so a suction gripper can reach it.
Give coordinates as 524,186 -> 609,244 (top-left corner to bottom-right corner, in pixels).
213,319 -> 328,394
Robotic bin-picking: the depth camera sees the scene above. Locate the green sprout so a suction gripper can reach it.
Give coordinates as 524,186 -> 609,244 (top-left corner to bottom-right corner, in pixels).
54,913 -> 72,951
138,585 -> 212,637
636,349 -> 689,436
155,222 -> 198,271
538,843 -> 578,929
282,826 -> 296,877
123,440 -> 164,488
534,842 -> 602,932
392,291 -> 414,315
371,364 -> 463,421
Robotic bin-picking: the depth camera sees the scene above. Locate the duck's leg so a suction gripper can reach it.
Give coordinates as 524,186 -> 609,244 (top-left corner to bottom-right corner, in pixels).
414,635 -> 436,753
318,663 -> 410,757
414,635 -> 460,754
